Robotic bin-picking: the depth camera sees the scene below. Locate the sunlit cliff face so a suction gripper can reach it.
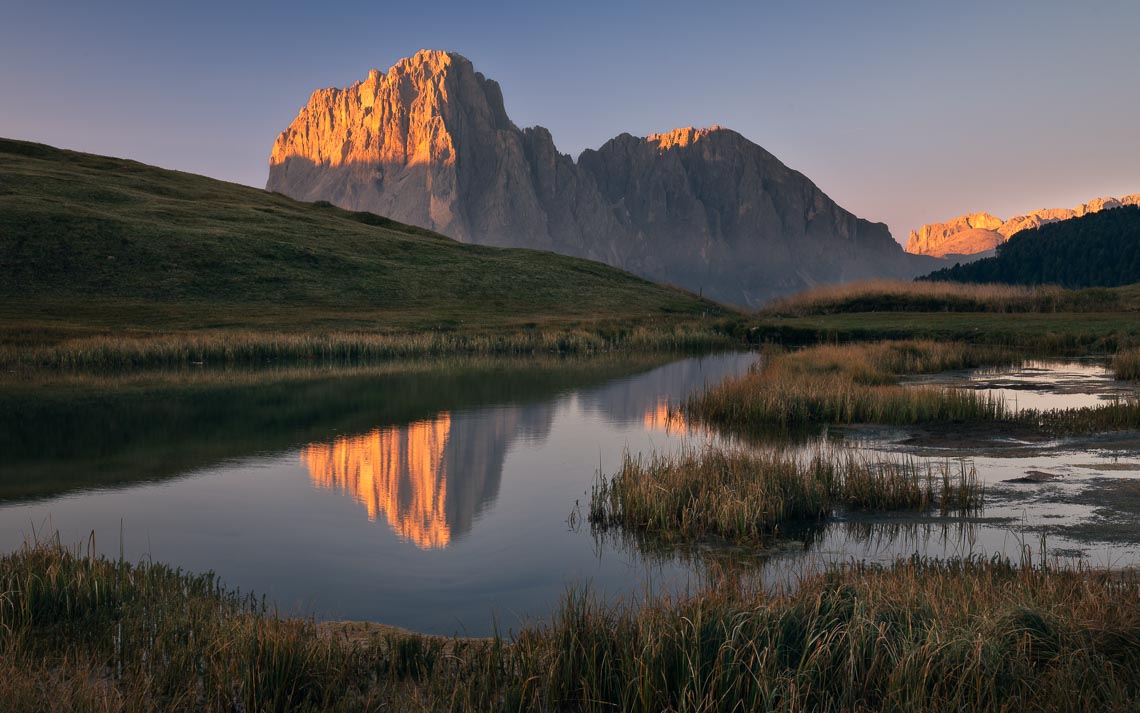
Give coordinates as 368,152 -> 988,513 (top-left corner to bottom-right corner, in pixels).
646,125 -> 723,152
301,414 -> 453,549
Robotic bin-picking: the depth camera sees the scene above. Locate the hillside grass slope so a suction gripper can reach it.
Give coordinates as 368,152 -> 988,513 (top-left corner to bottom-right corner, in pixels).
0,138 -> 729,347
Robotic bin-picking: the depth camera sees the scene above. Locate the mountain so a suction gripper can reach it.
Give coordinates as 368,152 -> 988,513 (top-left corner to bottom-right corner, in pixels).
907,195 -> 1140,258
268,50 -> 936,308
0,138 -> 723,335
923,205 -> 1140,287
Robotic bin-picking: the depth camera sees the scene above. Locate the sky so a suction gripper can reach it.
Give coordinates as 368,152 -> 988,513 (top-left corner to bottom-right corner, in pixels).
3,0 -> 1139,244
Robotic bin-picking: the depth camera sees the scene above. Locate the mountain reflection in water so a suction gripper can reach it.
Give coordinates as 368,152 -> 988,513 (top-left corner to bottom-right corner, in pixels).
299,363 -> 731,549
0,352 -> 763,634
303,416 -> 454,548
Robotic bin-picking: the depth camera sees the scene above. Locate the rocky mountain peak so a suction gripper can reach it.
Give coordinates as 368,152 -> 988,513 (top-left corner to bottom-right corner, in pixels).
646,126 -> 727,151
268,51 -> 935,307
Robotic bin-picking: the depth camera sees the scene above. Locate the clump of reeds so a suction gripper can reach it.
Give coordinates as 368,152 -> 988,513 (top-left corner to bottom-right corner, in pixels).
5,540 -> 1140,712
763,279 -> 1122,316
0,324 -> 734,370
1114,347 -> 1140,381
589,445 -> 981,545
690,340 -> 1018,431
589,447 -> 835,543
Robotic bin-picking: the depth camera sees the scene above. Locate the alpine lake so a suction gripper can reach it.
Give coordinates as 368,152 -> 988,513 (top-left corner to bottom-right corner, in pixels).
4,351 -> 1140,637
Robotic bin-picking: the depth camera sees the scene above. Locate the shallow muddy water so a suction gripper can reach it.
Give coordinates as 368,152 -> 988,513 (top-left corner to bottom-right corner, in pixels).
851,360 -> 1140,562
907,359 -> 1140,413
3,356 -> 1140,635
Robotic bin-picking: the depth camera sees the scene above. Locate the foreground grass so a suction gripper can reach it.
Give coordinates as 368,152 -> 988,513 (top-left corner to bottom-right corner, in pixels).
763,279 -> 1130,316
589,445 -> 981,545
6,542 -> 1140,711
690,340 -> 1140,436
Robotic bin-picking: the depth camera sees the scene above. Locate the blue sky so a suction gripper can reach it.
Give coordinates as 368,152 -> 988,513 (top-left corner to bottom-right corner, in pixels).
3,0 -> 1138,242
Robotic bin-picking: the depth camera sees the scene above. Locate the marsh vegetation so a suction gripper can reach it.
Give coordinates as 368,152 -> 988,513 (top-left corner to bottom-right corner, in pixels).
589,445 -> 981,545
690,340 -> 1140,437
689,341 -> 1018,430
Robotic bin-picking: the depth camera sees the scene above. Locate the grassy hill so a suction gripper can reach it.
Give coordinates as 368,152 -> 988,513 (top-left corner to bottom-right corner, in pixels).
0,139 -> 729,350
923,205 -> 1140,287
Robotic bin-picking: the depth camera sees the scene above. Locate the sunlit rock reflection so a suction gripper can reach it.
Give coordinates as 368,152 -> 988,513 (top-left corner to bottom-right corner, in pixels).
302,415 -> 454,548
301,404 -> 556,549
642,399 -> 690,434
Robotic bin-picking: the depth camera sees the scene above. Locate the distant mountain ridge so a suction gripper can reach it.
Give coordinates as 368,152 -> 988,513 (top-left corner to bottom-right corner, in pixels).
924,205 -> 1140,288
907,195 -> 1140,258
268,50 -> 937,307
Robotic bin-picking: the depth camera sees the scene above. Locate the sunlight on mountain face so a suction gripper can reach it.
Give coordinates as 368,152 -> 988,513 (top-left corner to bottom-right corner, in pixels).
302,414 -> 453,549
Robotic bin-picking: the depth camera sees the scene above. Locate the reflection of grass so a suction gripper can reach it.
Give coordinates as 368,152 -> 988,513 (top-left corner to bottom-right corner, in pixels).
589,445 -> 980,545
8,541 -> 1140,712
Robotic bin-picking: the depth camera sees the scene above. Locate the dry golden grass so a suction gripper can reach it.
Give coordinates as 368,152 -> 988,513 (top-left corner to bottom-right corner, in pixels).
690,341 -> 1018,430
0,324 -> 732,370
692,339 -> 1140,437
8,541 -> 1140,712
763,279 -> 1121,316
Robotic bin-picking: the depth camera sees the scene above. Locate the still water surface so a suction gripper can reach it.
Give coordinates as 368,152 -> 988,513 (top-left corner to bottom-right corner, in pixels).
4,354 -> 1140,635
0,354 -> 748,635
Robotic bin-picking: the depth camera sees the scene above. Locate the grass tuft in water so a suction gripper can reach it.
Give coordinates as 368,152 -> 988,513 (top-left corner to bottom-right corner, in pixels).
589,445 -> 981,545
